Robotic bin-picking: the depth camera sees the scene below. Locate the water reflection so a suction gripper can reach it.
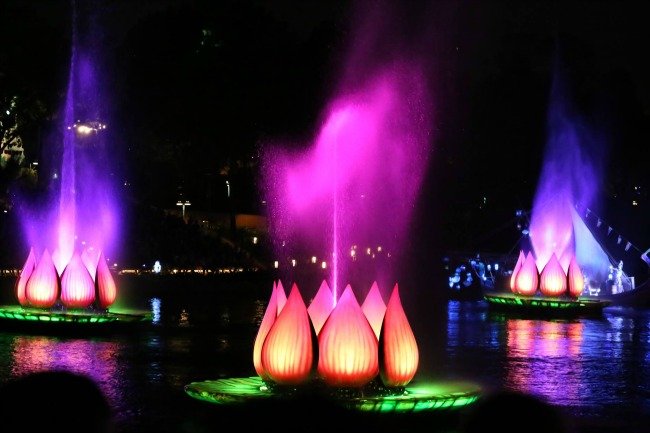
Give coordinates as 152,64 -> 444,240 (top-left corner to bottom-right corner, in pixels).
9,335 -> 125,409
446,301 -> 650,421
150,297 -> 161,324
505,319 -> 583,403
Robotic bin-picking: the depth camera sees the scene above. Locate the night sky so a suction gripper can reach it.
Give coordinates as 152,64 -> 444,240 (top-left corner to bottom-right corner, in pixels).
1,0 -> 648,258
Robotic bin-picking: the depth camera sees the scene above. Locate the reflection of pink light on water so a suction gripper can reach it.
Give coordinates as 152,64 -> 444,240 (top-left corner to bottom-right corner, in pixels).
10,336 -> 123,407
505,320 -> 583,403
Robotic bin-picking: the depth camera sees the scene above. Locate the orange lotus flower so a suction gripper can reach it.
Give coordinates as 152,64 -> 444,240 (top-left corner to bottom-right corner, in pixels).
539,253 -> 567,297
253,281 -> 279,380
307,280 -> 335,335
515,252 -> 539,296
567,256 -> 584,298
25,249 -> 59,308
361,281 -> 386,340
15,248 -> 36,306
261,284 -> 317,385
317,285 -> 378,387
510,250 -> 526,293
95,252 -> 117,308
379,284 -> 418,387
60,251 -> 96,308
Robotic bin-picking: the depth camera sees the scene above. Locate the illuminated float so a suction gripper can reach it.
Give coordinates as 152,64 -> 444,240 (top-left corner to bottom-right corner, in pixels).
185,280 -> 481,413
0,247 -> 151,329
484,248 -> 611,315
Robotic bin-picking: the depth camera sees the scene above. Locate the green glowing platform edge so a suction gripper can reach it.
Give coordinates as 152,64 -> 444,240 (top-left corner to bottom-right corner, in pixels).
184,377 -> 481,413
0,305 -> 152,324
484,293 -> 611,311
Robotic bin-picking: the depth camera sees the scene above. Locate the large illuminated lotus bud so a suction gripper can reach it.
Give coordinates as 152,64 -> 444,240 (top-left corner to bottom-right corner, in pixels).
379,284 -> 418,387
60,251 -> 96,308
275,280 -> 287,316
318,285 -> 379,387
253,282 -> 279,380
568,256 -> 584,298
307,280 -> 334,335
510,250 -> 526,293
361,281 -> 386,340
95,252 -> 117,308
515,252 -> 539,296
261,284 -> 317,385
16,248 -> 37,306
25,249 -> 59,308
539,253 -> 567,297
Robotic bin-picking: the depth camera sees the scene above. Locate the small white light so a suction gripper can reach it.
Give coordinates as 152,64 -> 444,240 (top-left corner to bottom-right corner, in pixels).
311,256 -> 317,264
273,261 -> 279,269
321,261 -> 327,269
291,259 -> 296,267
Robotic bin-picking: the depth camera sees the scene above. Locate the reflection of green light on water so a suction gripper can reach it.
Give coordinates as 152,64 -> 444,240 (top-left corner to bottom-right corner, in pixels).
185,377 -> 481,413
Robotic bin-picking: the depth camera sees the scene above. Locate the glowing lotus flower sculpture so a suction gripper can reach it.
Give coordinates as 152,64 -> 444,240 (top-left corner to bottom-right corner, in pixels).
260,284 -> 318,385
514,252 -> 539,296
567,256 -> 584,298
538,253 -> 567,297
511,249 -> 586,299
510,250 -> 525,294
16,247 -> 118,309
254,280 -> 419,388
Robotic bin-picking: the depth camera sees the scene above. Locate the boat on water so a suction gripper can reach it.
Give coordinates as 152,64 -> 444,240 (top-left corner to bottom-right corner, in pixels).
445,207 -> 650,310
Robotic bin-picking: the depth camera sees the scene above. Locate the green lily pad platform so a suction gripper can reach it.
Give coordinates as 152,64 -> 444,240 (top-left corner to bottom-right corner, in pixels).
484,293 -> 611,316
185,376 -> 482,413
0,305 -> 152,334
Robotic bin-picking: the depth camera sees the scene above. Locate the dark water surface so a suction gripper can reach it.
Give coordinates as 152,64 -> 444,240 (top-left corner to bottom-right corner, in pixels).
0,275 -> 649,432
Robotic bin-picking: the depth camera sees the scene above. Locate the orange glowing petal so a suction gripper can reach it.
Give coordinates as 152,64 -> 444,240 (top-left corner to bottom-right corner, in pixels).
16,248 -> 37,306
568,256 -> 584,298
261,284 -> 316,385
308,280 -> 335,335
361,281 -> 386,340
96,252 -> 117,308
275,280 -> 287,315
318,285 -> 379,387
379,284 -> 419,387
510,250 -> 526,293
253,282 -> 279,380
515,252 -> 539,296
539,253 -> 567,297
60,251 -> 96,308
25,249 -> 59,308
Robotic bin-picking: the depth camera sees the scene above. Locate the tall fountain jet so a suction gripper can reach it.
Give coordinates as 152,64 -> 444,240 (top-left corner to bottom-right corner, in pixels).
16,1 -> 119,310
515,58 -> 620,297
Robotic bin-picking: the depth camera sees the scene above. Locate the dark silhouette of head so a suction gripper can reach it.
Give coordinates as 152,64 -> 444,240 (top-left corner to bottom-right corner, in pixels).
460,390 -> 573,433
0,370 -> 113,433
